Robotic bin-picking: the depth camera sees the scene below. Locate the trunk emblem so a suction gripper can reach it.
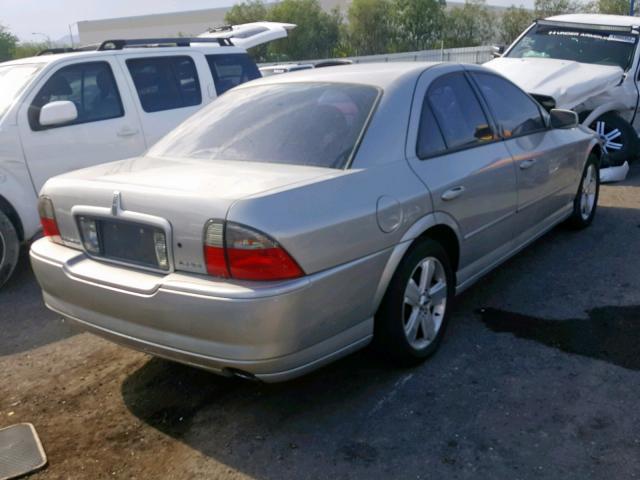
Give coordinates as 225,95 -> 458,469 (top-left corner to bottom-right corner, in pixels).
112,191 -> 122,216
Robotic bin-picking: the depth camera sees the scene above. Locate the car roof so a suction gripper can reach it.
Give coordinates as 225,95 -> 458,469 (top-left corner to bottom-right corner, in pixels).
243,62 -> 443,90
546,13 -> 640,28
0,44 -> 247,67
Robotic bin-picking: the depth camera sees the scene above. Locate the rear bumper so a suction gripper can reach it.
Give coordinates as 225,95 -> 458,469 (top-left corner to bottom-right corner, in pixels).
30,239 -> 387,382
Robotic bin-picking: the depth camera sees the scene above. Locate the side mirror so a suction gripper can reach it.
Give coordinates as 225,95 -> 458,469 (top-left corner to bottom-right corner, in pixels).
550,109 -> 578,129
39,100 -> 78,127
491,45 -> 505,58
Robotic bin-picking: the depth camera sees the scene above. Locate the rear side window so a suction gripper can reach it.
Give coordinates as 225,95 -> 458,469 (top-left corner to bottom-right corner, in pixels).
206,54 -> 260,95
427,73 -> 492,151
29,61 -> 123,131
126,56 -> 201,113
417,102 -> 447,159
471,72 -> 546,138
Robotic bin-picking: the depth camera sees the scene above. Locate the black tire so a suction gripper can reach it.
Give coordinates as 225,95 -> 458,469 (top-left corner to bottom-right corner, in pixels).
0,210 -> 20,289
567,153 -> 600,229
589,112 -> 638,166
373,238 -> 455,365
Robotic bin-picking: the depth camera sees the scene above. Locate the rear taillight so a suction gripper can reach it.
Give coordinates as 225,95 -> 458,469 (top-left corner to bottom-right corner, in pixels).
204,220 -> 304,281
37,196 -> 61,241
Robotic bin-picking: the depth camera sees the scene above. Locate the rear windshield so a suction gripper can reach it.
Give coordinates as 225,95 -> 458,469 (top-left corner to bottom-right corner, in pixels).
507,23 -> 638,70
0,63 -> 43,118
149,82 -> 380,169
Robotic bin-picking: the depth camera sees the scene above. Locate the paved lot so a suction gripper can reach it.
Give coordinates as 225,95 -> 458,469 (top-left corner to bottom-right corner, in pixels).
2,168 -> 640,479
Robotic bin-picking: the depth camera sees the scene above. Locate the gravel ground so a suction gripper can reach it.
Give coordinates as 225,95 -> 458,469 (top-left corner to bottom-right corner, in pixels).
1,167 -> 639,479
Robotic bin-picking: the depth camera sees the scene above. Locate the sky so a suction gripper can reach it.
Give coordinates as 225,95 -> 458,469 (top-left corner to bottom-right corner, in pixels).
2,0 -> 534,43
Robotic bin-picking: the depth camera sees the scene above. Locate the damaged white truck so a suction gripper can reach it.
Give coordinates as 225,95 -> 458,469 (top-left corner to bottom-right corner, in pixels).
486,14 -> 640,180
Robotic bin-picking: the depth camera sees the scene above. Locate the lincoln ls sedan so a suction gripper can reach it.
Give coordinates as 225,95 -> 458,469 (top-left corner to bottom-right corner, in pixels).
30,63 -> 601,382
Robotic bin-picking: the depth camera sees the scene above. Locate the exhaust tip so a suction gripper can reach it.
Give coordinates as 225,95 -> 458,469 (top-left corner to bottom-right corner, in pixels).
223,368 -> 259,382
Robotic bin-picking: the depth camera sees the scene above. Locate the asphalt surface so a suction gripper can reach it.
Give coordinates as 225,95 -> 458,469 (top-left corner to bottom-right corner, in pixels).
1,167 -> 640,479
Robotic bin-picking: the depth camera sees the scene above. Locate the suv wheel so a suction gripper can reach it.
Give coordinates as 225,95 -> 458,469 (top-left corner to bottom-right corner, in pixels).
374,238 -> 454,365
0,210 -> 20,289
590,112 -> 638,166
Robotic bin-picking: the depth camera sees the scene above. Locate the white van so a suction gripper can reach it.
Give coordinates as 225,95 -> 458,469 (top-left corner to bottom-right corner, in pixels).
0,22 -> 294,287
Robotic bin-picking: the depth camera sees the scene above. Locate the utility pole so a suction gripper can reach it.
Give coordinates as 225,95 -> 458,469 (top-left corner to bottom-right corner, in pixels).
68,24 -> 75,47
631,0 -> 635,16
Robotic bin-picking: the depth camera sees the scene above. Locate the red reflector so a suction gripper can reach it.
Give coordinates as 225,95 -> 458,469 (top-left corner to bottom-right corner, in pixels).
227,247 -> 304,281
40,217 -> 60,238
204,245 -> 229,278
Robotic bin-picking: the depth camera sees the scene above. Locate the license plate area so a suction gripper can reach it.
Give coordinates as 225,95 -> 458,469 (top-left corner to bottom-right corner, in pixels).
76,216 -> 170,272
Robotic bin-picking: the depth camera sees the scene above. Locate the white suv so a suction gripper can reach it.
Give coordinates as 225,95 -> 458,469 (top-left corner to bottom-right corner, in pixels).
486,14 -> 640,178
0,23 -> 293,287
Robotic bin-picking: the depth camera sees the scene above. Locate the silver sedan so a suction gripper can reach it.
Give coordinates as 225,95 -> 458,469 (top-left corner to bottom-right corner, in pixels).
30,63 -> 601,382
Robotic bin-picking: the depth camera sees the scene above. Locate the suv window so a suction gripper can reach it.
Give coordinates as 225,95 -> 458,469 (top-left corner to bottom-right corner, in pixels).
29,61 -> 123,131
126,56 -> 201,113
417,101 -> 447,159
471,72 -> 546,138
206,54 -> 260,95
427,73 -> 492,151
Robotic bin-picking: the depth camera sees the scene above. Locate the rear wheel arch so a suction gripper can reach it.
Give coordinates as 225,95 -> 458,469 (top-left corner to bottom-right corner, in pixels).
373,220 -> 461,312
0,195 -> 24,242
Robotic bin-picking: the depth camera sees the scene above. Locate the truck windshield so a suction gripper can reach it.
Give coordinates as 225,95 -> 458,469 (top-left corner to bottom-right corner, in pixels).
149,82 -> 380,169
506,23 -> 638,71
0,64 -> 43,118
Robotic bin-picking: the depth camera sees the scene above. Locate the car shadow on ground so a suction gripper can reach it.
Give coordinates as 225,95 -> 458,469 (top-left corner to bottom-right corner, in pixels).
0,250 -> 76,356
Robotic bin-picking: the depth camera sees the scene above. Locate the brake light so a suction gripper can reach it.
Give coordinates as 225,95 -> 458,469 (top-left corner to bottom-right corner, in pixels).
203,220 -> 304,281
37,196 -> 61,241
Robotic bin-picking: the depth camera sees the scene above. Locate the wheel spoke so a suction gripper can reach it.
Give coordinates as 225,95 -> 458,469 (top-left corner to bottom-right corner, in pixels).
404,279 -> 421,307
405,309 -> 420,340
421,311 -> 436,341
595,121 -> 605,136
606,141 -> 623,150
604,128 -> 621,141
429,281 -> 447,304
419,259 -> 435,292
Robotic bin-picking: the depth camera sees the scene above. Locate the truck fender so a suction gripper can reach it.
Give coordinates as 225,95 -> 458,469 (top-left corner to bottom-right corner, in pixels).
582,102 -> 631,127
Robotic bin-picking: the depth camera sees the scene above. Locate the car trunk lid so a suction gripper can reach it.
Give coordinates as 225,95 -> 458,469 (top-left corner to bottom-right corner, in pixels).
43,156 -> 342,275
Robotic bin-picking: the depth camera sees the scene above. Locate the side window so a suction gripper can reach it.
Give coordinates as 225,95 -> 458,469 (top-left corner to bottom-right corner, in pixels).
471,72 -> 546,138
29,61 -> 124,131
417,101 -> 447,159
427,73 -> 492,150
206,54 -> 261,95
126,56 -> 201,113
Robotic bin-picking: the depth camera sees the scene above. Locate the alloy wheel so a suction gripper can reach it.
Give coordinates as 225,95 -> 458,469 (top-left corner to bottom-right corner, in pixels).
402,256 -> 447,350
594,120 -> 623,155
581,164 -> 597,221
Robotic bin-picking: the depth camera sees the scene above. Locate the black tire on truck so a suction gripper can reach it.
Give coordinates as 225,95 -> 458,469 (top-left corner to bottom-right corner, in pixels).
589,112 -> 639,167
0,210 -> 20,289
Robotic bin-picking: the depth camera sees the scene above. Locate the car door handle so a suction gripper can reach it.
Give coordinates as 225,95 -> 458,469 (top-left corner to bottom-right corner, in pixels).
520,158 -> 538,170
441,186 -> 465,201
117,127 -> 140,137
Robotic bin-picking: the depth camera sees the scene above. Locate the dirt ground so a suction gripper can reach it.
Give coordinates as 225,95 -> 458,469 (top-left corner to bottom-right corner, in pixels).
2,167 -> 640,479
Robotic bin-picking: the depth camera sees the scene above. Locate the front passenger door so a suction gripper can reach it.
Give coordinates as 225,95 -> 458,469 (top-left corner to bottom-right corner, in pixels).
18,60 -> 146,192
469,71 -> 580,235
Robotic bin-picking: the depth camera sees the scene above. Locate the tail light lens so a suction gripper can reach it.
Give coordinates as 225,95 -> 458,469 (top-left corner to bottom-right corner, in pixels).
37,196 -> 61,242
204,220 -> 304,281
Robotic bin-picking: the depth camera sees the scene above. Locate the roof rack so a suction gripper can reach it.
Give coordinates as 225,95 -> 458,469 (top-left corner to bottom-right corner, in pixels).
37,44 -> 100,56
97,37 -> 234,50
207,25 -> 234,33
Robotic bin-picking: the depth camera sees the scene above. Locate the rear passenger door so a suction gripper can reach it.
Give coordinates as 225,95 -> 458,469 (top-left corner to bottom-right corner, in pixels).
406,67 -> 518,286
122,54 -> 207,146
468,71 -> 580,235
